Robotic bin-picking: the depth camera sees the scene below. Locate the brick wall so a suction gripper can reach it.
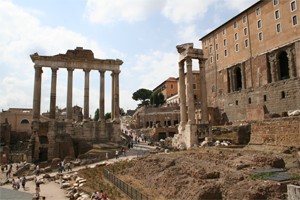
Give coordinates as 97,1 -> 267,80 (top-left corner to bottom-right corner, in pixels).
250,116 -> 300,147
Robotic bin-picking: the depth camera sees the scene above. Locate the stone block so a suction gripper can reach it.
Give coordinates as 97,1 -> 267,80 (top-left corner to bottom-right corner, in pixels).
287,184 -> 300,200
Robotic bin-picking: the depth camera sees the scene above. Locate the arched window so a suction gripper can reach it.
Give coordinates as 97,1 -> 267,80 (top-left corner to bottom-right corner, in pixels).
20,119 -> 29,124
278,51 -> 289,80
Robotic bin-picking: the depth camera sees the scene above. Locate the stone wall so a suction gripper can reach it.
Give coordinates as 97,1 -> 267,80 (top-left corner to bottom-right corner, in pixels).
222,78 -> 300,122
249,116 -> 300,147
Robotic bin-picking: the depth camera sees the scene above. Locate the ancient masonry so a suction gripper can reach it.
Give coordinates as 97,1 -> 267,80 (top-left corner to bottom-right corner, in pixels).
28,47 -> 123,162
172,43 -> 209,148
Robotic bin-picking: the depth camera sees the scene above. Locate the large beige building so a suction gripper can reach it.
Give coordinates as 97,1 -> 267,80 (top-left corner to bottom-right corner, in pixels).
200,0 -> 300,122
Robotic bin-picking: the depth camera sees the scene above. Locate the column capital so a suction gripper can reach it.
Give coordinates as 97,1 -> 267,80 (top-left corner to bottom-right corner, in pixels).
83,68 -> 91,73
51,67 -> 58,71
67,68 -> 74,72
198,58 -> 206,67
113,69 -> 121,74
99,69 -> 106,74
185,57 -> 192,64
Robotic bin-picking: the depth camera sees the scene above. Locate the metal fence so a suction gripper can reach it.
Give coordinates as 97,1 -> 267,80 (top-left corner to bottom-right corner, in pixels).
103,169 -> 149,200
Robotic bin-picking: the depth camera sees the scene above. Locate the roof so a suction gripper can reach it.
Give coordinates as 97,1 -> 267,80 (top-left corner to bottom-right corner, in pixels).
199,0 -> 261,40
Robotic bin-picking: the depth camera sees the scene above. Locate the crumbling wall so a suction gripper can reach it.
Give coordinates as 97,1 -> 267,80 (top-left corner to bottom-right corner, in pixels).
250,116 -> 300,147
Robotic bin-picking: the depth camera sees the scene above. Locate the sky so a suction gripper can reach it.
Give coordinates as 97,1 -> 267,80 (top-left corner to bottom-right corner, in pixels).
0,0 -> 258,117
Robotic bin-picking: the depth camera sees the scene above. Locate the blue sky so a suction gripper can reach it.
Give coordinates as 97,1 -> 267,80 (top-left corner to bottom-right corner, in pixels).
0,0 -> 258,116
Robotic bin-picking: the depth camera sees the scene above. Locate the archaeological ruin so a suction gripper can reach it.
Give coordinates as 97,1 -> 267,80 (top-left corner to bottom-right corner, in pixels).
172,43 -> 210,149
28,47 -> 123,162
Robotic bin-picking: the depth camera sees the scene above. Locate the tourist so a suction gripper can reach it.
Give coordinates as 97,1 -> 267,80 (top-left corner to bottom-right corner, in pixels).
100,190 -> 108,200
105,152 -> 109,161
122,148 -> 126,156
115,150 -> 119,159
36,164 -> 40,176
61,161 -> 65,172
66,162 -> 72,172
15,177 -> 21,190
11,178 -> 16,190
21,176 -> 26,190
35,180 -> 41,198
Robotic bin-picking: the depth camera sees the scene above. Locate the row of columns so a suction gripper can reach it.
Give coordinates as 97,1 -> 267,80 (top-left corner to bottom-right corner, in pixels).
32,65 -> 120,122
178,57 -> 208,126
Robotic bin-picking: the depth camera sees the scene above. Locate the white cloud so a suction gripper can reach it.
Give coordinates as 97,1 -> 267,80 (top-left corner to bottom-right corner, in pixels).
162,0 -> 216,24
177,25 -> 200,46
222,0 -> 259,12
0,1 -> 108,114
130,51 -> 178,90
84,0 -> 164,24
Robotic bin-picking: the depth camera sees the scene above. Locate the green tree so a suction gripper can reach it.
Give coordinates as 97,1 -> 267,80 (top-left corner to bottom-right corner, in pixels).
94,108 -> 99,121
132,88 -> 153,107
150,92 -> 165,107
105,112 -> 111,120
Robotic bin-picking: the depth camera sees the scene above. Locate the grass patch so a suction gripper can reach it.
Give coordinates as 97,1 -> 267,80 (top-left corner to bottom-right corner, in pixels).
249,172 -> 276,180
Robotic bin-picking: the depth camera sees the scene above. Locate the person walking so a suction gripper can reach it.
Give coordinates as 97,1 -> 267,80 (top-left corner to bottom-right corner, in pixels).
21,176 -> 26,190
115,150 -> 119,159
35,180 -> 41,198
105,152 -> 109,161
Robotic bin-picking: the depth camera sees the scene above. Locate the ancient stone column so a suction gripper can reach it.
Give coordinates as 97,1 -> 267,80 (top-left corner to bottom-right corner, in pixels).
186,57 -> 195,124
66,68 -> 74,121
83,69 -> 90,121
229,69 -> 234,92
113,69 -> 120,120
269,53 -> 278,82
99,70 -> 105,121
199,59 -> 209,123
179,61 -> 187,126
111,72 -> 115,120
286,48 -> 296,78
49,67 -> 58,120
32,65 -> 43,122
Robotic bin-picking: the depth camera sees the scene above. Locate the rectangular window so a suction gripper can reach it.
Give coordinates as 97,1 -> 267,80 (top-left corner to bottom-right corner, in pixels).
193,84 -> 196,89
209,46 -> 212,54
209,37 -> 212,43
258,32 -> 263,41
243,15 -> 247,23
276,23 -> 282,32
233,21 -> 237,28
215,33 -> 218,39
256,7 -> 261,16
275,10 -> 280,20
215,43 -> 218,50
235,44 -> 239,52
234,33 -> 238,41
210,56 -> 213,63
245,39 -> 249,48
244,28 -> 248,36
216,53 -> 219,61
223,39 -> 226,46
257,20 -> 262,29
224,49 -> 227,57
222,28 -> 226,35
273,0 -> 279,6
291,1 -> 296,12
171,84 -> 173,89
292,15 -> 298,26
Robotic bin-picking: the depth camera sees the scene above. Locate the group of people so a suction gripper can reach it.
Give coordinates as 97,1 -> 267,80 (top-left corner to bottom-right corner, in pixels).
11,176 -> 26,190
91,190 -> 108,200
58,161 -> 72,173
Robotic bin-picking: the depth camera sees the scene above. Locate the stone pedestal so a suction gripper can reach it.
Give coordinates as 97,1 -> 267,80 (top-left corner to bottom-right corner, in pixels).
288,184 -> 300,200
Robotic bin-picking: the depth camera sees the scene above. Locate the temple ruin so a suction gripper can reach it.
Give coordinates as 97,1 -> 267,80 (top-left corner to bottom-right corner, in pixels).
28,47 -> 123,162
172,43 -> 210,148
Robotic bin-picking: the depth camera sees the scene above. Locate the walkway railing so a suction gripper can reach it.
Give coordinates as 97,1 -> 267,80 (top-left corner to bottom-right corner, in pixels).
103,169 -> 149,200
